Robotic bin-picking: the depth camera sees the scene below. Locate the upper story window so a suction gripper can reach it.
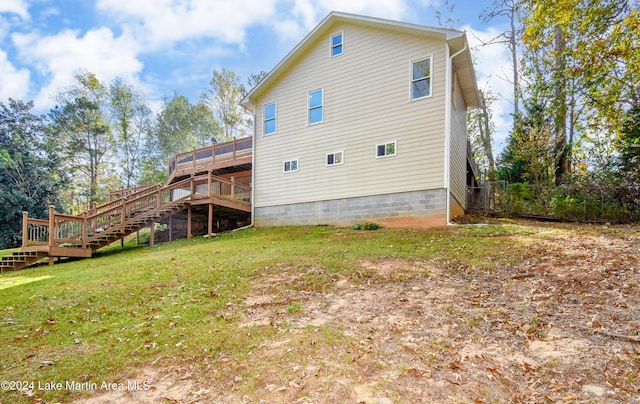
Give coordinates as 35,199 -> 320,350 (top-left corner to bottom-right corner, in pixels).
308,89 -> 323,125
331,32 -> 343,57
411,57 -> 432,99
283,159 -> 298,173
264,102 -> 276,135
376,141 -> 397,158
326,150 -> 344,166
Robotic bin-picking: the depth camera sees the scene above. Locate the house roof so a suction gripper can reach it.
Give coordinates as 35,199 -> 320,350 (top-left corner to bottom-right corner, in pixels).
241,11 -> 480,110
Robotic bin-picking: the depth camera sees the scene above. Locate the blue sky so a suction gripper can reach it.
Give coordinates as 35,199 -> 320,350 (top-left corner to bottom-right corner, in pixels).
0,0 -> 515,149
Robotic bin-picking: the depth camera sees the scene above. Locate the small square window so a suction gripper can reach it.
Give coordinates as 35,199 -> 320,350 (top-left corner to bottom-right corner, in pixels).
376,141 -> 397,158
283,159 -> 298,173
264,102 -> 276,135
331,32 -> 343,57
326,151 -> 344,166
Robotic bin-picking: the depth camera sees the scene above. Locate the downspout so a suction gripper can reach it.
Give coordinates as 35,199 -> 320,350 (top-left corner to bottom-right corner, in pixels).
445,39 -> 468,225
250,103 -> 256,228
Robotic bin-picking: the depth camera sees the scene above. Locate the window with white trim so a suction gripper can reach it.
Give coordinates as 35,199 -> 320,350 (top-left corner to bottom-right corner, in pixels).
376,141 -> 397,158
411,57 -> 432,99
264,102 -> 276,135
283,159 -> 298,173
326,150 -> 343,166
308,89 -> 323,125
331,32 -> 343,57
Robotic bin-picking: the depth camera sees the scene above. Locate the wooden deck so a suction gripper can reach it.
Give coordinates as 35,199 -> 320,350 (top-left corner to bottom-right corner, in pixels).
167,137 -> 252,183
2,138 -> 253,272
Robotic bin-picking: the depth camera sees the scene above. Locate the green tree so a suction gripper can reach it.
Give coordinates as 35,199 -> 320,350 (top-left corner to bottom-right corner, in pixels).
109,79 -> 153,188
498,97 -> 555,187
522,0 -> 640,183
617,97 -> 640,185
141,94 -> 221,182
0,99 -> 66,248
51,70 -> 114,207
202,68 -> 248,140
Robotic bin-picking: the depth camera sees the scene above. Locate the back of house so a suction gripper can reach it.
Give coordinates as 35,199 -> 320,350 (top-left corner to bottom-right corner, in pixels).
242,11 -> 480,227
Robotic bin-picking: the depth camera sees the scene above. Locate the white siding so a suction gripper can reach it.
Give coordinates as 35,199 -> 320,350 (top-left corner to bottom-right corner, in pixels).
449,71 -> 468,210
253,22 -> 448,208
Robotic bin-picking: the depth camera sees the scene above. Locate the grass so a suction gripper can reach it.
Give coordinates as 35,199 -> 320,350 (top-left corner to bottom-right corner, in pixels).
0,222 -> 629,402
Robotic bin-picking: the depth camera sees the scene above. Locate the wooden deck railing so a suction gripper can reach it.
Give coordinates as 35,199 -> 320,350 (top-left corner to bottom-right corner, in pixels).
108,184 -> 158,201
168,137 -> 252,183
21,174 -> 250,252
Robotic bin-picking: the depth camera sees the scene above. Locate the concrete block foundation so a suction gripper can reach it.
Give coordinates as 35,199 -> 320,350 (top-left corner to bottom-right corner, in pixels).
254,189 -> 447,228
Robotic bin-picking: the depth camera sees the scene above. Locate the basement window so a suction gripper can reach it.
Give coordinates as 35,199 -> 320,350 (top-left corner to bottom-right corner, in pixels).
283,159 -> 298,173
326,151 -> 344,166
376,141 -> 397,158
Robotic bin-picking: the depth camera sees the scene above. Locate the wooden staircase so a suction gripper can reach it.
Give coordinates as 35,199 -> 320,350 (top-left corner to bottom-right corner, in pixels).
1,172 -> 251,272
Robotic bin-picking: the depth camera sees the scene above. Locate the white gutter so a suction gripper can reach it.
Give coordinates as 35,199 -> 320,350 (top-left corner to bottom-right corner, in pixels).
445,40 -> 468,225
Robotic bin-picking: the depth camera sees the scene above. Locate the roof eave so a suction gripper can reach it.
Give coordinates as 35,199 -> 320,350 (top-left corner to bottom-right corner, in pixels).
447,35 -> 481,109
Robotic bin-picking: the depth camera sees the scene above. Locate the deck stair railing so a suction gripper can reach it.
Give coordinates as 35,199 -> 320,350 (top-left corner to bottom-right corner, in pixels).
2,173 -> 250,272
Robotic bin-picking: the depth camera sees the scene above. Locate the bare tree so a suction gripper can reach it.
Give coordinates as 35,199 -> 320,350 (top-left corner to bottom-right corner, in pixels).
480,0 -> 522,117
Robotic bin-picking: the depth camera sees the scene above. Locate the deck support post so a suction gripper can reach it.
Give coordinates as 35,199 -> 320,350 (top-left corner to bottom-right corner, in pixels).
150,221 -> 155,247
169,215 -> 173,242
231,177 -> 235,200
208,203 -> 213,237
136,230 -> 139,245
48,205 -> 55,265
121,198 -> 127,234
82,212 -> 88,249
187,206 -> 192,238
48,206 -> 55,245
22,211 -> 28,248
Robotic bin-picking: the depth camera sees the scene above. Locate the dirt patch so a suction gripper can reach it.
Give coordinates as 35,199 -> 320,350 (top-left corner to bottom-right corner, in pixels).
74,225 -> 640,403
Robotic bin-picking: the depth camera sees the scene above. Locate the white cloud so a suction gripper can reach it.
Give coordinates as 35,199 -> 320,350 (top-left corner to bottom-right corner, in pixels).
0,50 -> 30,101
0,0 -> 29,20
271,0 -> 411,42
95,0 -> 279,51
316,0 -> 407,20
12,27 -> 143,109
0,0 -> 29,41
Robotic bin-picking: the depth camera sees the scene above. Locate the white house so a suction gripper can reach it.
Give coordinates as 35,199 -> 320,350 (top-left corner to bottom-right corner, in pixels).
241,11 -> 480,227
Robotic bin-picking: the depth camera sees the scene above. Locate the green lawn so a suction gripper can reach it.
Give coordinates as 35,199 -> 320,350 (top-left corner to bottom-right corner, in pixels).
0,221 -> 636,402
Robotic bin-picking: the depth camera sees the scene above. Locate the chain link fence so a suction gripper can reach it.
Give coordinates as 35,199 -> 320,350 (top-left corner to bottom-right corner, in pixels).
468,182 -> 640,223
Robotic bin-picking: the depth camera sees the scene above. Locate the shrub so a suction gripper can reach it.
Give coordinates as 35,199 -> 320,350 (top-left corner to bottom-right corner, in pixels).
362,222 -> 380,230
352,222 -> 380,231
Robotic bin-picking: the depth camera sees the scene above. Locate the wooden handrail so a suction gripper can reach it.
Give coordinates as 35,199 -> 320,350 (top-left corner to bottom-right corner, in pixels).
22,164 -> 252,252
108,184 -> 157,201
167,137 -> 252,183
